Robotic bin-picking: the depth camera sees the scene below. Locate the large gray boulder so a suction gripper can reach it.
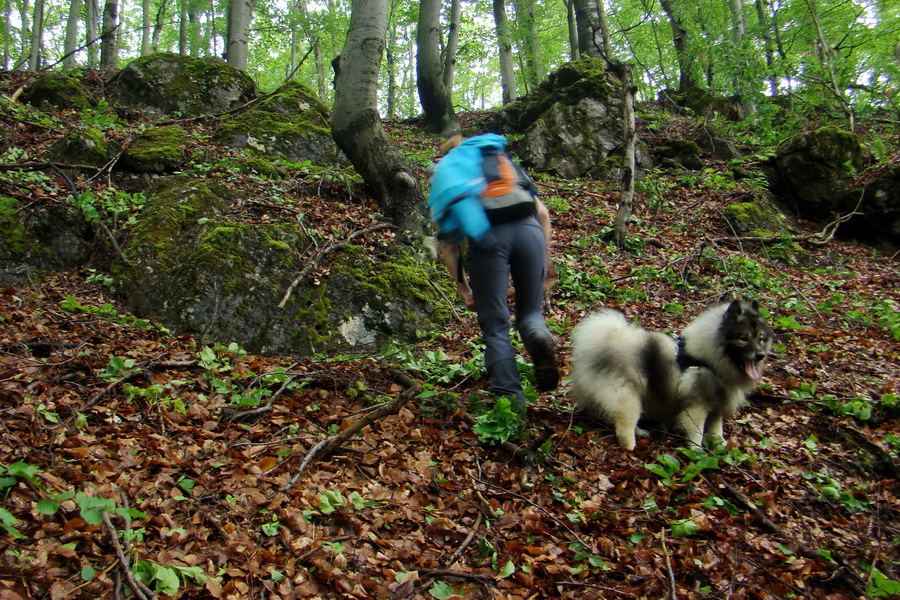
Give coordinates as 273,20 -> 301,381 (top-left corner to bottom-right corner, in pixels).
766,126 -> 864,219
108,53 -> 256,117
490,58 -> 649,179
113,176 -> 450,355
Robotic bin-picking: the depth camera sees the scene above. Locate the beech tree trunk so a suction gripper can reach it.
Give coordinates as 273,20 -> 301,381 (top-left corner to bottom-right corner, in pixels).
63,0 -> 82,68
572,0 -> 608,58
226,0 -> 252,70
28,0 -> 43,70
442,0 -> 460,90
332,0 -> 427,234
658,0 -> 698,92
99,0 -> 118,70
416,0 -> 458,135
85,0 -> 98,66
491,0 -> 517,104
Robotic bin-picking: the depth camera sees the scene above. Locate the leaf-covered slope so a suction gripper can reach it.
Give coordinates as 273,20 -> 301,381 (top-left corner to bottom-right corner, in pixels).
1,72 -> 899,599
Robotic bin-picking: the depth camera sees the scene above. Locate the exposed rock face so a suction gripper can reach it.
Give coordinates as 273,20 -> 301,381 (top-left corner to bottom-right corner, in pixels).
213,81 -> 348,167
108,53 -> 256,117
21,73 -> 93,111
0,197 -> 92,285
113,176 -> 450,355
493,58 -> 649,179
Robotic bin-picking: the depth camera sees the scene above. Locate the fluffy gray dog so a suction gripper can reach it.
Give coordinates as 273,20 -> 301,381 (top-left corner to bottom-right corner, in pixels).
569,299 -> 773,450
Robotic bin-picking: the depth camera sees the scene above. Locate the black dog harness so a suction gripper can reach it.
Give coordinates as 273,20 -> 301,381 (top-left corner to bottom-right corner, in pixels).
674,336 -> 711,372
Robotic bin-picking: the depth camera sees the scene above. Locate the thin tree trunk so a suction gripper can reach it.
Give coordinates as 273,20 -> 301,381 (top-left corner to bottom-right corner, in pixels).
99,0 -> 118,70
514,0 -> 542,88
442,0 -> 460,90
85,0 -> 98,67
416,0 -> 458,135
151,0 -> 167,52
386,19 -> 397,118
658,0 -> 698,92
612,61 -> 636,248
28,0 -> 44,70
332,0 -> 427,234
803,0 -> 853,129
64,0 -> 83,68
492,0 -> 518,104
564,0 -> 579,60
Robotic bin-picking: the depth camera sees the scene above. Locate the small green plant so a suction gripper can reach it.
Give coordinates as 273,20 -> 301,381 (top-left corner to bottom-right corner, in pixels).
429,581 -> 456,599
101,356 -> 137,381
802,471 -> 869,512
472,397 -> 523,444
132,560 -> 209,596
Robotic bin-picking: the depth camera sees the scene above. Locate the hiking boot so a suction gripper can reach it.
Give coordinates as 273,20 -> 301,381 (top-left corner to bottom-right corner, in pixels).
523,330 -> 559,392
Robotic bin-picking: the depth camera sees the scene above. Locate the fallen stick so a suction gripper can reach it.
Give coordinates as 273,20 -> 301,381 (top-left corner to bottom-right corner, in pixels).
280,370 -> 420,491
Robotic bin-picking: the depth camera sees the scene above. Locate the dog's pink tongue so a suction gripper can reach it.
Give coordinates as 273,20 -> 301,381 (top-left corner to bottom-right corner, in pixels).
744,360 -> 761,380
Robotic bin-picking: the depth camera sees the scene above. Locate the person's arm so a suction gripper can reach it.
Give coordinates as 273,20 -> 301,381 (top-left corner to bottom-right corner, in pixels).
535,199 -> 552,245
439,240 -> 475,310
534,199 -> 557,289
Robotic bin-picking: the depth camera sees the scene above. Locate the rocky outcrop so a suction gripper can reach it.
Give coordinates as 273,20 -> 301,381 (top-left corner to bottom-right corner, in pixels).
766,126 -> 864,219
491,58 -> 650,179
113,176 -> 450,355
108,53 -> 256,117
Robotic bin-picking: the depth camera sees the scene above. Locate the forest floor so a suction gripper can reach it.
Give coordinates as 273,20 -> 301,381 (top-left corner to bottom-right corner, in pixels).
1,73 -> 899,599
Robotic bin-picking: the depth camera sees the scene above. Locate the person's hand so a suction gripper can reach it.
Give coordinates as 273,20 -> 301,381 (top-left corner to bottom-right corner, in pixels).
545,260 -> 558,290
458,282 -> 476,311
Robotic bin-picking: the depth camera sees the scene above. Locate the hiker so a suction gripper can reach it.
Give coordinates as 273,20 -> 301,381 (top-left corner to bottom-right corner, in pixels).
426,133 -> 559,420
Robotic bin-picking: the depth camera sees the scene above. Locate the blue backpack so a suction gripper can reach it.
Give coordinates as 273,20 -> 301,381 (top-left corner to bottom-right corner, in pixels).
427,134 -> 510,244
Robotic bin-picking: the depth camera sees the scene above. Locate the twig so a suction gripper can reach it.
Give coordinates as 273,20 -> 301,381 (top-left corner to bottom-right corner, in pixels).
443,511 -> 483,569
102,512 -> 157,600
279,370 -> 420,491
220,372 -> 299,423
660,529 -> 677,600
277,223 -> 394,309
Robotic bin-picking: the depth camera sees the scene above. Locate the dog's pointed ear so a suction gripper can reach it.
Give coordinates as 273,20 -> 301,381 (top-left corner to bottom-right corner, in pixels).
725,298 -> 746,320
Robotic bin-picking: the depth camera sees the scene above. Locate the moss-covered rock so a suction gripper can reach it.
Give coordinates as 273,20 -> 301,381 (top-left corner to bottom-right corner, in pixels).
45,126 -> 117,168
108,53 -> 256,117
122,125 -> 190,172
114,176 -> 452,355
214,81 -> 347,167
21,73 -> 93,111
722,201 -> 809,265
490,58 -> 650,179
0,196 -> 92,285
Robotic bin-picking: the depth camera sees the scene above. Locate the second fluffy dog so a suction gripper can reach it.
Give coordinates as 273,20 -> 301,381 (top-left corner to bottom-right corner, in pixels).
569,299 -> 773,450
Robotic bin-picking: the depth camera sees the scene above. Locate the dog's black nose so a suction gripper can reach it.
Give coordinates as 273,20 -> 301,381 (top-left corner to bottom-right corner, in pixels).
754,351 -> 767,361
